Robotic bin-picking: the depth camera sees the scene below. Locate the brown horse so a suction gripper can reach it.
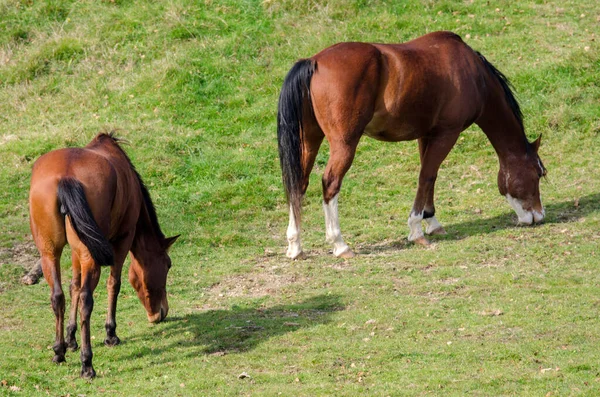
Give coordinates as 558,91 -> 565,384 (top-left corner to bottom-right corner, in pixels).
277,31 -> 546,259
29,133 -> 178,378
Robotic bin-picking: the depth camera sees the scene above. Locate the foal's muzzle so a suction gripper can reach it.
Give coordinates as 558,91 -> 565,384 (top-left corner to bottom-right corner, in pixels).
147,302 -> 168,323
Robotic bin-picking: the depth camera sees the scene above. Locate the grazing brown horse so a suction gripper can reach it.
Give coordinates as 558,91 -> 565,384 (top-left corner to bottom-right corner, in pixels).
278,31 -> 546,259
29,133 -> 178,378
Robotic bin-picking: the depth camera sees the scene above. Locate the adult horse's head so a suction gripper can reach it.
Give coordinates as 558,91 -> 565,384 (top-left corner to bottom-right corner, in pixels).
129,235 -> 179,323
498,135 -> 546,225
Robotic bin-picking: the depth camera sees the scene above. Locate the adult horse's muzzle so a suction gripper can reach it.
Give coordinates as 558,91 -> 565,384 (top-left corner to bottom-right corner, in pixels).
505,194 -> 545,225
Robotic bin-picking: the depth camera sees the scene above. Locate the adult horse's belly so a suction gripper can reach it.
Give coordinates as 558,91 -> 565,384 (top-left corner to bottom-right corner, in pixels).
363,112 -> 422,142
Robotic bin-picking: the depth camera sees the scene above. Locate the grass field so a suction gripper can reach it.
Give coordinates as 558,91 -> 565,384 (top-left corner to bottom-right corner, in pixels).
1,0 -> 599,395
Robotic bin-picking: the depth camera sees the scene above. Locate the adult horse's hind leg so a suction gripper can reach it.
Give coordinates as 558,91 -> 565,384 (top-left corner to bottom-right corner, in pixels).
321,137 -> 360,258
409,132 -> 460,245
286,121 -> 324,259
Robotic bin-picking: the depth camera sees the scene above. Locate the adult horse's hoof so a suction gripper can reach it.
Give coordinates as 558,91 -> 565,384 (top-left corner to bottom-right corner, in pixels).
336,249 -> 355,259
412,237 -> 431,246
428,226 -> 447,235
81,366 -> 96,379
104,335 -> 121,347
288,251 -> 306,260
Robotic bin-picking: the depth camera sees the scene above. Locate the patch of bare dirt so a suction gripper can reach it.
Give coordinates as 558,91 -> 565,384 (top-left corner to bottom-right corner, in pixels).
208,271 -> 306,299
0,241 -> 38,270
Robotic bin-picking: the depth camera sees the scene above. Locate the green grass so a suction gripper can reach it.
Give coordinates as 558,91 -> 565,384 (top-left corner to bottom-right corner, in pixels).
1,0 -> 599,395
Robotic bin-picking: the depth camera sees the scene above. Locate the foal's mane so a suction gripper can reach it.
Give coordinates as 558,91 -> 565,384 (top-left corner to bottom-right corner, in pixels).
98,132 -> 166,241
476,52 -> 525,136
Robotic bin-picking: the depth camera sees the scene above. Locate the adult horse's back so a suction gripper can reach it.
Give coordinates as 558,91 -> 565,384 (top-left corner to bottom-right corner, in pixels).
278,31 -> 546,259
29,133 -> 178,378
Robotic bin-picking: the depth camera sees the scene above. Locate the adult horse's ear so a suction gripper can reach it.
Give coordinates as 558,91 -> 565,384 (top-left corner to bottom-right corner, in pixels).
532,134 -> 542,152
164,235 -> 180,251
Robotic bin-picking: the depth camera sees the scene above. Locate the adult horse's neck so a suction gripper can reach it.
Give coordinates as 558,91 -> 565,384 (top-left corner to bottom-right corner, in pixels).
475,53 -> 530,165
476,102 -> 529,165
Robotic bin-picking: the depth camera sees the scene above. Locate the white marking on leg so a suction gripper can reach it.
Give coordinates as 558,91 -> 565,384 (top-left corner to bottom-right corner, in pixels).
407,210 -> 424,241
286,204 -> 303,259
505,194 -> 533,225
425,216 -> 443,234
323,195 -> 350,257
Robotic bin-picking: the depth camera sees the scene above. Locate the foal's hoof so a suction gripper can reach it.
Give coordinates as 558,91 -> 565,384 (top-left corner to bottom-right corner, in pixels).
52,355 -> 66,364
104,335 -> 121,347
428,226 -> 447,235
412,237 -> 431,246
67,339 -> 79,352
81,366 -> 96,379
336,249 -> 355,259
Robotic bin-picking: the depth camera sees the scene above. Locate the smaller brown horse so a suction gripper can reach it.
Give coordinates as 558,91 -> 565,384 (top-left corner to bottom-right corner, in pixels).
278,31 -> 546,259
29,133 -> 178,378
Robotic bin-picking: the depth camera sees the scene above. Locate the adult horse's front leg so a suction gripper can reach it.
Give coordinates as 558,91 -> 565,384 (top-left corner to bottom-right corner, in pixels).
409,133 -> 459,245
322,139 -> 359,258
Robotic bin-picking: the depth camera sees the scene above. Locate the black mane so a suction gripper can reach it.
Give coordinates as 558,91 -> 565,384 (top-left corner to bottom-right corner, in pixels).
476,52 -> 524,134
98,132 -> 166,241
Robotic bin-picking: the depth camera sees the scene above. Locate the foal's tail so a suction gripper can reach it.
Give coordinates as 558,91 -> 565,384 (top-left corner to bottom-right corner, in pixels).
57,178 -> 114,267
277,58 -> 316,222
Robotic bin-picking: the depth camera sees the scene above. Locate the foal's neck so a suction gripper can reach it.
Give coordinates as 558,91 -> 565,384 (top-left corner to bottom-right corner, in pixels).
130,204 -> 164,262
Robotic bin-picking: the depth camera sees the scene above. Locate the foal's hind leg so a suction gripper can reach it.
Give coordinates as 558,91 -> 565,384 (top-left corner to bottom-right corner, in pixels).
66,220 -> 101,379
30,198 -> 67,363
39,251 -> 67,362
66,256 -> 81,352
410,133 -> 460,244
77,251 -> 101,379
286,122 -> 324,259
321,138 -> 360,258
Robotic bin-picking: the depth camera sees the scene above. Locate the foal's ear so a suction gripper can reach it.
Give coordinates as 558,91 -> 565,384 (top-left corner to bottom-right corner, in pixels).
164,235 -> 180,251
532,134 -> 542,152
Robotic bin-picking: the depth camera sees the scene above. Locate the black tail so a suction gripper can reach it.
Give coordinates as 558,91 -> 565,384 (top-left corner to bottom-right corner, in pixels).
57,178 -> 114,267
277,58 -> 316,222
476,51 -> 524,132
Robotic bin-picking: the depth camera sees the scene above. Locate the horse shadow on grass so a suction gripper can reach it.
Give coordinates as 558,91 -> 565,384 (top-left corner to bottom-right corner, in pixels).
120,294 -> 344,364
357,192 -> 600,255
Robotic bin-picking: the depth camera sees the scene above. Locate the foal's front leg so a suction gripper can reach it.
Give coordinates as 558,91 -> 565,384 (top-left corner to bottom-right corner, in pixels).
105,237 -> 131,346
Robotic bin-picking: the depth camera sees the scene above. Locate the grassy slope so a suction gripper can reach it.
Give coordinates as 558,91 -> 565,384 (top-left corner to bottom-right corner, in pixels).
0,0 -> 599,395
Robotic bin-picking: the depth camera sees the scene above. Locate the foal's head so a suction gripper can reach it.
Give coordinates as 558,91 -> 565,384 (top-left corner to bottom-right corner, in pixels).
498,135 -> 546,225
129,235 -> 179,323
